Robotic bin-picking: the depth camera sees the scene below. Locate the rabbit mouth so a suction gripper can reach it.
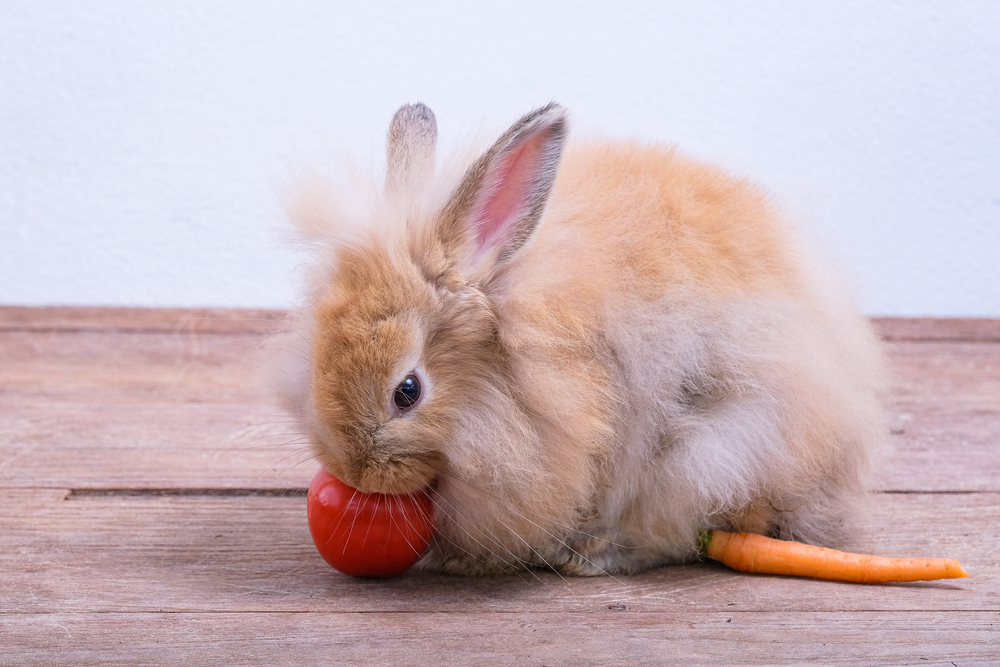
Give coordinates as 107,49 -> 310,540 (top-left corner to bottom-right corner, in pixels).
349,450 -> 443,495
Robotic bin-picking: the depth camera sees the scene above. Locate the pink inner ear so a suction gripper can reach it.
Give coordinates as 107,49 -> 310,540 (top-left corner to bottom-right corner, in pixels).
473,128 -> 552,255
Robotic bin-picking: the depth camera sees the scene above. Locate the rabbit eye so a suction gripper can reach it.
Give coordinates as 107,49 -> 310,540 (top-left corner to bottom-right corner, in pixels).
393,373 -> 421,410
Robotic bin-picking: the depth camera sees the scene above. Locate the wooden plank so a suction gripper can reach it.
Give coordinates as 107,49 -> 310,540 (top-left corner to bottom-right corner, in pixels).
0,406 -> 314,489
0,306 -> 287,335
4,308 -> 998,342
880,341 -> 1000,492
0,489 -> 993,615
873,316 -> 1000,342
2,314 -> 999,491
0,326 -> 314,489
3,611 -> 998,666
1,309 -> 997,664
886,342 -> 1000,405
0,327 -> 270,368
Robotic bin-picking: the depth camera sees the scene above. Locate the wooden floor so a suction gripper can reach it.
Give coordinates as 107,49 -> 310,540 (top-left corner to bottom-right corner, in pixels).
2,307 -> 998,666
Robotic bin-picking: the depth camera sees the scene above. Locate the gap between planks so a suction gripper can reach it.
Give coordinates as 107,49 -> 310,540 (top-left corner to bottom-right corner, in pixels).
55,488 -> 989,498
65,488 -> 309,498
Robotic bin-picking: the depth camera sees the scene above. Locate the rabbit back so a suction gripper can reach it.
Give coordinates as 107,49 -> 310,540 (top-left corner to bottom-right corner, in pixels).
488,138 -> 886,574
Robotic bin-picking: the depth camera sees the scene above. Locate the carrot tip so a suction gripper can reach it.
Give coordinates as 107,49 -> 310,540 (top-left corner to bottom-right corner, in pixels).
699,529 -> 971,584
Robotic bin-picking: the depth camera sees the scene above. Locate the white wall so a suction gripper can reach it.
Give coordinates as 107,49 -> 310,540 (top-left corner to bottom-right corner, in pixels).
1,1 -> 998,316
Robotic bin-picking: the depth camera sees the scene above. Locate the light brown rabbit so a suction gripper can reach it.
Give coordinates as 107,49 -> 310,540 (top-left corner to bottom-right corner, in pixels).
273,102 -> 886,575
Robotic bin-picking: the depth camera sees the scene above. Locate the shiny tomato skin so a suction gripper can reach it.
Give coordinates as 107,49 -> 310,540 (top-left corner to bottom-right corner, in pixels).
307,468 -> 436,578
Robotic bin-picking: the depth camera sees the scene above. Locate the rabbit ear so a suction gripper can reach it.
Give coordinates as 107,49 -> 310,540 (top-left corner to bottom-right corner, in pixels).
385,103 -> 437,197
439,103 -> 568,279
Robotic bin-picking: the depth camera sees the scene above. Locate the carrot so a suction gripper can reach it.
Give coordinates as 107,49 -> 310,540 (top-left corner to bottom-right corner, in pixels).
698,530 -> 969,584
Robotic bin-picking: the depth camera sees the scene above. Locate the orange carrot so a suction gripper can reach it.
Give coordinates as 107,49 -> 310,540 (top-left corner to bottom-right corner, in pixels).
699,530 -> 969,584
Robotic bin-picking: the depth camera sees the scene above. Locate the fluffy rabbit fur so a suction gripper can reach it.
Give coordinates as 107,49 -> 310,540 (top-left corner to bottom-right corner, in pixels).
273,102 -> 886,576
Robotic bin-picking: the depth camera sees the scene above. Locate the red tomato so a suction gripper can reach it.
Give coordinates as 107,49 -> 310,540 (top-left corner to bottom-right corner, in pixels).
307,468 -> 436,578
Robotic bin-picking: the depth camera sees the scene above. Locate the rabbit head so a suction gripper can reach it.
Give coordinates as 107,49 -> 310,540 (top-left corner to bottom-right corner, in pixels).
292,103 -> 593,572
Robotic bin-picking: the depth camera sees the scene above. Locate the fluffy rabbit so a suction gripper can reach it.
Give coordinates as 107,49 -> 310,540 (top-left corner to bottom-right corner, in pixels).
274,102 -> 886,575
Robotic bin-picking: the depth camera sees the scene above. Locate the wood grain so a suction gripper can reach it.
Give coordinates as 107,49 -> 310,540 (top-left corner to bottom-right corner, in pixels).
879,341 -> 1000,491
0,489 -> 992,615
873,316 -> 1000,342
0,306 -> 287,335
4,308 -> 996,341
2,308 -> 998,665
0,326 -> 314,489
2,314 -> 999,491
4,611 -> 998,667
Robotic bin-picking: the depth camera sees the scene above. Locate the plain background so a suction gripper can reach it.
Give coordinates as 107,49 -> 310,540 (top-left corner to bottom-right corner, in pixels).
1,1 -> 997,316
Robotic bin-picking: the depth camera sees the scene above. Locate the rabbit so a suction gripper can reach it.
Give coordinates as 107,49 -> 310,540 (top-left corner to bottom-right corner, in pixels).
271,102 -> 887,576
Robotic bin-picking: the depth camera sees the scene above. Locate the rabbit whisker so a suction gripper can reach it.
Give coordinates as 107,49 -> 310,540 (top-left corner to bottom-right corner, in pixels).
443,475 -> 623,582
429,463 -> 644,556
424,489 -> 533,575
416,489 -> 526,578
